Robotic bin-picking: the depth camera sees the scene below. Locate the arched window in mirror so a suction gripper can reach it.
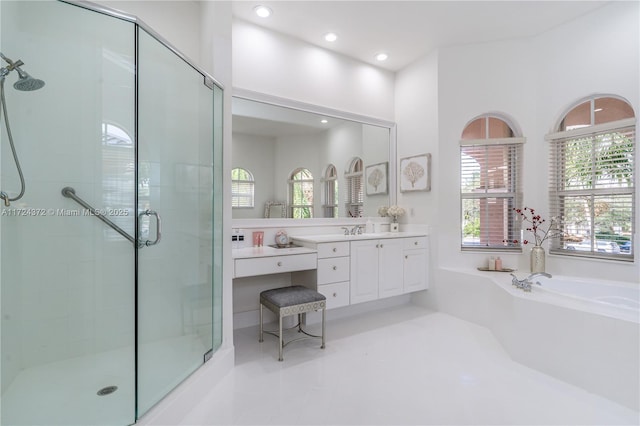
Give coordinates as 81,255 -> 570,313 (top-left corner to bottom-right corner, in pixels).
548,95 -> 635,260
345,157 -> 364,218
289,168 -> 314,218
460,115 -> 523,250
231,167 -> 255,208
323,164 -> 338,218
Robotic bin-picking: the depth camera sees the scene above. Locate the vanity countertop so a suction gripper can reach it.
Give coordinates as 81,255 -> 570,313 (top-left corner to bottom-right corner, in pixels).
292,232 -> 427,244
232,245 -> 317,259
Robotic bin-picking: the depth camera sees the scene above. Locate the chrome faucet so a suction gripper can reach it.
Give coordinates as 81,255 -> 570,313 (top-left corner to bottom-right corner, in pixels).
350,225 -> 364,235
341,226 -> 350,235
510,272 -> 552,292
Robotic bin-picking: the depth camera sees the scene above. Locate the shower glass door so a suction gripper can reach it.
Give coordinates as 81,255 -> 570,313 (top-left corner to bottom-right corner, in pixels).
136,27 -> 214,417
1,1 -> 136,425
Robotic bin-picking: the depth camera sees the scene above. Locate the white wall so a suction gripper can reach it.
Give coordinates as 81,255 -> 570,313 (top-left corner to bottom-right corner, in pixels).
396,1 -> 639,284
531,1 -> 639,281
232,19 -> 395,122
100,0 -> 202,69
231,132 -> 277,219
437,37 -> 537,273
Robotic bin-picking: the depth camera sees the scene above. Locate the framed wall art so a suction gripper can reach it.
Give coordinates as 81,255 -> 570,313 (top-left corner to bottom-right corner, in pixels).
400,153 -> 431,192
365,162 -> 388,195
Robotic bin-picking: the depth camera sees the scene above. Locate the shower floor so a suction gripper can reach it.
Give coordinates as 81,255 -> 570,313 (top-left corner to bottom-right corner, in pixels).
1,334 -> 207,426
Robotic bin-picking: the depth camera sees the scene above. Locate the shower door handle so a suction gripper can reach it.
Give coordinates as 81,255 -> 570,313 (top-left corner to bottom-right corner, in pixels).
138,209 -> 162,248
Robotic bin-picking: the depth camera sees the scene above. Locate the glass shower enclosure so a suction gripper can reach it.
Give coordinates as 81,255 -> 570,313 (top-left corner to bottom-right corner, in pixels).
0,1 -> 223,424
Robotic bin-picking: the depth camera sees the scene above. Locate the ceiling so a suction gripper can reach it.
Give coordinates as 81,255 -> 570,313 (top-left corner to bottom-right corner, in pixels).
233,96 -> 351,137
232,1 -> 609,72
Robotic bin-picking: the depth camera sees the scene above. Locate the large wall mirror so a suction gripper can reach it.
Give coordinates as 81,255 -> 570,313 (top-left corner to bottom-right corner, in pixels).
232,90 -> 396,220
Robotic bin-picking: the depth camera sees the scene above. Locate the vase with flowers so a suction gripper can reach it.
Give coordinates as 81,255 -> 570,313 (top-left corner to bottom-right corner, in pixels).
381,205 -> 406,232
506,207 -> 563,273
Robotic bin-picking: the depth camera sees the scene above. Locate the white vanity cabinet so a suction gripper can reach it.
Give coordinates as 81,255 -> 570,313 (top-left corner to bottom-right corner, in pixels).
293,232 -> 429,308
402,237 -> 429,293
292,241 -> 350,309
350,238 -> 404,303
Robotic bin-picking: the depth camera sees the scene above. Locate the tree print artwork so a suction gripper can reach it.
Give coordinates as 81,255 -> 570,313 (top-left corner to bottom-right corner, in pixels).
403,161 -> 425,188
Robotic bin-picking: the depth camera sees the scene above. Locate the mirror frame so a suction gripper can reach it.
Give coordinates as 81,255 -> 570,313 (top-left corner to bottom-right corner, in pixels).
231,88 -> 397,227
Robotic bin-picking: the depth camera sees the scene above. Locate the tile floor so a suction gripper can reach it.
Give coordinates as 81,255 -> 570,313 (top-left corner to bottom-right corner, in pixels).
180,304 -> 639,425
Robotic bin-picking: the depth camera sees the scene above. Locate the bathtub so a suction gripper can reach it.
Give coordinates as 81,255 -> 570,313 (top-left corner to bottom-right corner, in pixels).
529,275 -> 639,322
436,268 -> 640,411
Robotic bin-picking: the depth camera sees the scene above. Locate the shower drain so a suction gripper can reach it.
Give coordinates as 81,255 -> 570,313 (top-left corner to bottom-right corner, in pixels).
97,386 -> 118,396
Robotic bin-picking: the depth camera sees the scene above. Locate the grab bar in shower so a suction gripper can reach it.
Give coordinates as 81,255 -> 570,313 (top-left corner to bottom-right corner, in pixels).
61,186 -> 136,245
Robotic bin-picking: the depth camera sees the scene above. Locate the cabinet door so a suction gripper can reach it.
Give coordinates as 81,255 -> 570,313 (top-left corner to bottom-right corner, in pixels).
350,240 -> 379,304
378,238 -> 404,298
403,249 -> 428,293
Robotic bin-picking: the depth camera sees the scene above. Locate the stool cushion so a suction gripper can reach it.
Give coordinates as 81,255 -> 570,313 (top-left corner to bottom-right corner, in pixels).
260,285 -> 326,308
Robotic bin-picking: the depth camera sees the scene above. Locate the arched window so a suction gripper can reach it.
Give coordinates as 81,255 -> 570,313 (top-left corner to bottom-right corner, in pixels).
345,157 -> 363,218
322,164 -> 338,218
460,115 -> 524,250
547,95 -> 635,260
231,167 -> 254,208
289,168 -> 314,218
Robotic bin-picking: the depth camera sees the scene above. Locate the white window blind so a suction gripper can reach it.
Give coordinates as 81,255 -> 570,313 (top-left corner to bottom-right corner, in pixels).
231,168 -> 254,208
548,121 -> 635,260
460,139 -> 523,250
345,158 -> 363,218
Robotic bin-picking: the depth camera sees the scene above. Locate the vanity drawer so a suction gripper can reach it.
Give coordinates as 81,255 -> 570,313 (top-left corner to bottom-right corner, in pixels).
316,241 -> 350,258
317,281 -> 350,310
317,256 -> 350,284
234,253 -> 317,278
403,236 -> 427,250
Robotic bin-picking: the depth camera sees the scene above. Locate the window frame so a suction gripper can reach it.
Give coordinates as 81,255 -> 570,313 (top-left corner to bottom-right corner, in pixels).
231,167 -> 255,209
288,168 -> 314,219
460,115 -> 524,252
345,157 -> 364,218
322,164 -> 338,218
546,96 -> 635,262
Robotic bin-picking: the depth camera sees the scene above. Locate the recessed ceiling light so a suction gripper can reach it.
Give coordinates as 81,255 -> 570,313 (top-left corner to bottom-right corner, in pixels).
253,5 -> 272,18
324,32 -> 338,42
375,53 -> 388,62
321,119 -> 329,124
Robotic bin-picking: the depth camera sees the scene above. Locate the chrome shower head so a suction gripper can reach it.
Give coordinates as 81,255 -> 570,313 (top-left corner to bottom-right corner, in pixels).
0,52 -> 44,91
13,67 -> 45,91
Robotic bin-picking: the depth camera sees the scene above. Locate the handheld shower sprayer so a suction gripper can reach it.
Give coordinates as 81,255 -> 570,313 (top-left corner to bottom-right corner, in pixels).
0,52 -> 45,207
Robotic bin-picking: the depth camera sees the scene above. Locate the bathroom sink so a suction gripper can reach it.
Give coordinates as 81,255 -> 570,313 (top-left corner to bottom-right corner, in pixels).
268,243 -> 301,249
292,233 -> 393,243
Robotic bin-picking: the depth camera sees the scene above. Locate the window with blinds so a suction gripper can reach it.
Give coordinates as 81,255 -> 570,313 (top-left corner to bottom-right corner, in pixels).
345,157 -> 363,218
460,116 -> 523,251
289,168 -> 314,218
231,167 -> 254,208
547,96 -> 635,261
322,164 -> 338,218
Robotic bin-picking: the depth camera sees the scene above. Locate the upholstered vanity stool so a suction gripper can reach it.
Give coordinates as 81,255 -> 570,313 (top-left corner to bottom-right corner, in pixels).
259,285 -> 326,361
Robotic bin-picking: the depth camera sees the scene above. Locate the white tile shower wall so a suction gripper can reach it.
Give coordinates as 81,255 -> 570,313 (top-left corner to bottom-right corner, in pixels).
1,0 -> 136,371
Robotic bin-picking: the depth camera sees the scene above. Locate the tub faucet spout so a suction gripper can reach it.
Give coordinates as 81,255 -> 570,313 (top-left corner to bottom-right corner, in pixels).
528,272 -> 552,280
510,272 -> 551,292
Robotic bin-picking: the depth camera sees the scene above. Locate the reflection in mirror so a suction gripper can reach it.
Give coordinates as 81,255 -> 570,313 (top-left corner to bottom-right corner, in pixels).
264,201 -> 286,218
232,95 -> 393,219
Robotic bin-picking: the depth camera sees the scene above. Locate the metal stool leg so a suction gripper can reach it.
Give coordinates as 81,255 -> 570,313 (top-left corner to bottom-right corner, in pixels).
321,307 -> 326,349
259,303 -> 264,342
278,313 -> 284,361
